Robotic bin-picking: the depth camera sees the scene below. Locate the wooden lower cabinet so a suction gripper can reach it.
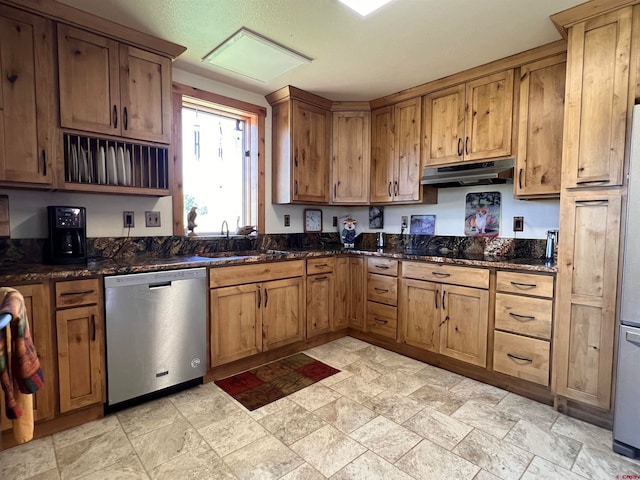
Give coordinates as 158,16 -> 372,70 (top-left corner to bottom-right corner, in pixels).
263,278 -> 304,350
399,278 -> 439,352
494,331 -> 550,386
307,273 -> 334,338
334,256 -> 365,331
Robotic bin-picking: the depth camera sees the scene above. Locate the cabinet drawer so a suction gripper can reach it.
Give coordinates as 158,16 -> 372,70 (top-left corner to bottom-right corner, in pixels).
495,293 -> 552,340
367,301 -> 397,339
367,273 -> 397,305
493,331 -> 550,386
210,260 -> 305,288
307,257 -> 334,274
55,279 -> 100,308
402,262 -> 489,289
496,271 -> 554,298
367,257 -> 398,276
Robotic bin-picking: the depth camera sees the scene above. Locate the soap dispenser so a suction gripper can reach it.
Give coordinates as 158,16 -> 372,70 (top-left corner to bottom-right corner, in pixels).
545,230 -> 558,261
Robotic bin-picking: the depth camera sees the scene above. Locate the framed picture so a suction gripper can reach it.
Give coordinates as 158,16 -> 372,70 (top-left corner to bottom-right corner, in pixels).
369,206 -> 384,229
464,192 -> 501,237
410,215 -> 436,235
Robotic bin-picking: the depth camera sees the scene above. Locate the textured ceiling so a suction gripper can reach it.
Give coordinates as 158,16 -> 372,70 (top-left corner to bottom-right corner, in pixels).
57,0 -> 584,101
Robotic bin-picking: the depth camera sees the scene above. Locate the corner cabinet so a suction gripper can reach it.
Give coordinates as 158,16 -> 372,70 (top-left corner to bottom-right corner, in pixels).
331,109 -> 370,204
306,258 -> 334,337
0,6 -> 55,187
268,86 -> 331,204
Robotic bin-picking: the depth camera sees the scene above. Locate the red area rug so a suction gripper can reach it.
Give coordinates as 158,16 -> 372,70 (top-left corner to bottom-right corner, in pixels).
215,353 -> 340,411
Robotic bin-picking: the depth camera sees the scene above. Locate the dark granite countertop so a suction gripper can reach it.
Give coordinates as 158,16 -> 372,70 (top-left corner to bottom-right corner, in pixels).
0,247 -> 556,283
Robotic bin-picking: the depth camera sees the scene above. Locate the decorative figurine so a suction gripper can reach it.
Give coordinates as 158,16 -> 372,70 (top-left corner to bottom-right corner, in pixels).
341,217 -> 357,248
235,216 -> 256,235
187,206 -> 198,236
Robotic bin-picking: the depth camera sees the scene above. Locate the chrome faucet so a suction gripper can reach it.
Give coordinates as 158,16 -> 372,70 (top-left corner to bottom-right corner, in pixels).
221,220 -> 229,239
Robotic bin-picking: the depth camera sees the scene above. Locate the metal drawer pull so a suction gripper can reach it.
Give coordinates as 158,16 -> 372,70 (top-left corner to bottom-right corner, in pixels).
442,290 -> 446,309
575,199 -> 609,205
435,289 -> 439,309
90,314 -> 96,342
431,272 -> 451,278
576,179 -> 609,185
264,289 -> 268,307
61,290 -> 95,296
257,287 -> 261,308
509,312 -> 536,321
374,265 -> 390,269
314,264 -> 329,268
373,317 -> 388,325
315,276 -> 329,280
374,287 -> 389,292
507,353 -> 533,363
510,281 -> 537,289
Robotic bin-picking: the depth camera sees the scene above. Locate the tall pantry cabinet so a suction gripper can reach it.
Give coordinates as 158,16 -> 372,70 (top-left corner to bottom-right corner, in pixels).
553,5 -> 634,412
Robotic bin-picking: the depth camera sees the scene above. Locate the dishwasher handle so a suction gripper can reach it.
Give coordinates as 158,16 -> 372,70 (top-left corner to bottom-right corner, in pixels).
148,281 -> 172,290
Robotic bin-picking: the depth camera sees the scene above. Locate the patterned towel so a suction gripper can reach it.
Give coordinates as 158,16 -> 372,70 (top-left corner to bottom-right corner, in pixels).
0,287 -> 44,420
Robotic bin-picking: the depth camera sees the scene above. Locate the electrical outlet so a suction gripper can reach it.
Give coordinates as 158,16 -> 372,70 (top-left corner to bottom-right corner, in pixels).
333,216 -> 338,227
513,216 -> 524,232
284,214 -> 290,227
123,211 -> 134,228
145,211 -> 161,227
401,216 -> 408,228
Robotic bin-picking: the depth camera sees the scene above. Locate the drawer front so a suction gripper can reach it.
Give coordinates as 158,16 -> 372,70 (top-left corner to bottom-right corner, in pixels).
495,293 -> 553,340
367,273 -> 397,305
367,257 -> 398,276
56,278 -> 100,308
402,261 -> 489,289
210,260 -> 305,288
493,331 -> 550,386
307,257 -> 334,275
496,271 -> 554,298
367,301 -> 397,339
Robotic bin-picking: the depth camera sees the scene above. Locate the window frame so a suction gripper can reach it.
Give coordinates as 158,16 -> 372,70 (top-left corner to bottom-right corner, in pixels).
171,82 -> 266,236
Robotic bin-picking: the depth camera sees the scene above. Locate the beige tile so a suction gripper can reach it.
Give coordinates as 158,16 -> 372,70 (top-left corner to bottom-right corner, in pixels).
258,402 -> 326,445
0,437 -> 57,480
318,369 -> 354,387
288,383 -> 342,411
551,415 -> 613,450
26,468 -> 61,480
77,452 -> 147,479
130,416 -> 204,470
451,401 -> 519,439
343,359 -> 389,382
473,470 -> 501,480
372,371 -> 426,396
572,444 -> 640,479
495,393 -> 558,430
305,345 -> 362,368
362,390 -> 426,424
224,435 -> 303,480
56,426 -> 136,479
117,398 -> 181,438
403,407 -> 473,450
330,374 -> 386,403
453,429 -> 533,480
149,445 -> 236,480
412,364 -> 465,389
521,456 -> 587,480
331,451 -> 414,480
328,336 -> 370,352
53,415 -> 120,450
290,424 -> 367,477
199,409 -> 268,457
168,382 -> 222,409
279,463 -> 325,480
396,439 -> 479,480
246,397 -> 298,421
449,378 -> 508,405
175,387 -> 241,429
409,384 -> 466,414
314,396 -> 377,433
504,419 -> 581,469
350,416 -> 422,463
381,354 -> 428,375
357,345 -> 402,364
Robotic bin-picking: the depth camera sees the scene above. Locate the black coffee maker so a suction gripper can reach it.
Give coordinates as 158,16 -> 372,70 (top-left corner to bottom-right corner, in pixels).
46,206 -> 87,264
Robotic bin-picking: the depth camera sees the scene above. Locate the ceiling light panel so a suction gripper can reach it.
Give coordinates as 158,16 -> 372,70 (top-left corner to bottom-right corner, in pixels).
338,0 -> 394,16
203,28 -> 312,83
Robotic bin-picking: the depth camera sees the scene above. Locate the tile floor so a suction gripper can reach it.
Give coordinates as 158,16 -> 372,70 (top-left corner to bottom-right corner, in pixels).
2,337 -> 640,479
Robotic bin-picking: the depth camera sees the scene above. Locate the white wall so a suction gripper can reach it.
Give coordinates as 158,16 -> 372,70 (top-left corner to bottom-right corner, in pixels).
1,68 -> 559,239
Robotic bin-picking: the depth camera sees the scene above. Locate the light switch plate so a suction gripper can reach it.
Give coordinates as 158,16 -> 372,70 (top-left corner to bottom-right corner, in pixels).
145,211 -> 161,227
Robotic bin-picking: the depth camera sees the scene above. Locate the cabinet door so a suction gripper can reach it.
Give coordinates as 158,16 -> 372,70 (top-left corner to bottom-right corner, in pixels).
332,111 -> 370,204
515,55 -> 566,198
57,24 -> 120,136
370,106 -> 394,203
292,100 -> 330,203
553,190 -> 622,409
394,98 -> 422,202
423,84 -> 465,166
210,284 -> 261,366
334,257 -> 350,330
349,257 -> 365,331
464,70 -> 514,161
562,8 -> 631,188
307,273 -> 333,337
263,277 -> 304,350
56,305 -> 103,413
119,45 -> 171,144
439,285 -> 489,367
399,279 -> 439,352
0,7 -> 53,185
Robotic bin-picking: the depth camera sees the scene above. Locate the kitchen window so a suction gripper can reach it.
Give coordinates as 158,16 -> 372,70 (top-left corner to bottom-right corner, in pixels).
171,83 -> 266,236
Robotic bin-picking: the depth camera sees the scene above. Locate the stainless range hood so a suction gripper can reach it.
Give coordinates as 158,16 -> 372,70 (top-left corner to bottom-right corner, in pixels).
421,159 -> 514,187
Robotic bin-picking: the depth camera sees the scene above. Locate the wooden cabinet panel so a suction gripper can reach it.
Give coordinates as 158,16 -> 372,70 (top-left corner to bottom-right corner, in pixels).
367,257 -> 398,276
495,293 -> 552,340
423,84 -> 465,166
263,278 -> 304,350
55,278 -> 100,308
394,98 -> 422,202
210,260 -> 305,288
307,273 -> 333,337
307,257 -> 334,275
496,271 -> 554,298
494,331 -> 550,386
332,111 -> 370,204
334,257 -> 350,330
349,257 -> 365,331
0,6 -> 53,186
56,305 -> 102,413
370,106 -> 395,203
516,55 -> 566,198
367,301 -> 397,339
399,278 -> 439,352
402,261 -> 489,289
367,273 -> 397,306
562,8 -> 631,188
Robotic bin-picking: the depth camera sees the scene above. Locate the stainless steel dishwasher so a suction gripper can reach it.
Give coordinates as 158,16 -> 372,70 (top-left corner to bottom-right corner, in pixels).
104,267 -> 207,408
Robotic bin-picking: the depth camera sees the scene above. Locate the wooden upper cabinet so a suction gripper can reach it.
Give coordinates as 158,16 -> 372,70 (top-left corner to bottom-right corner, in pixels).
332,110 -> 370,204
58,25 -> 171,144
370,105 -> 395,203
515,54 -> 566,198
562,7 -> 632,189
0,6 -> 54,186
423,70 -> 514,167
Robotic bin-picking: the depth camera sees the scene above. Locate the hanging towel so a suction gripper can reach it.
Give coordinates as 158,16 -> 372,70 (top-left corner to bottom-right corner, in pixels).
0,287 -> 44,422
